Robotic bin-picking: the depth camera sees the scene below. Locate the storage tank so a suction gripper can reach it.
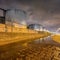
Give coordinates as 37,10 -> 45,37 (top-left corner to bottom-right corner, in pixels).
27,24 -> 45,31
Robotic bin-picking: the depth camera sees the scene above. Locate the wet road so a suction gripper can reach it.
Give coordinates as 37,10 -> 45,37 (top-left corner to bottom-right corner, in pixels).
34,36 -> 60,47
0,37 -> 60,60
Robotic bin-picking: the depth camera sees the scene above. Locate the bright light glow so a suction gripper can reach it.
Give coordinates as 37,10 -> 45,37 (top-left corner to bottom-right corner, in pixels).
56,28 -> 60,32
55,28 -> 60,35
55,33 -> 60,35
40,28 -> 43,31
21,21 -> 27,25
35,29 -> 39,31
13,23 -> 20,27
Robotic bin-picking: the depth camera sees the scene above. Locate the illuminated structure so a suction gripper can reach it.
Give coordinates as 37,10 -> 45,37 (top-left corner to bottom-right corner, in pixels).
0,8 -> 27,32
27,24 -> 45,31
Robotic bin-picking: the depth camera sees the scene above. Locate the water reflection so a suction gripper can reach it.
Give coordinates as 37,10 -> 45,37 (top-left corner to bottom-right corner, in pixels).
0,37 -> 60,60
34,36 -> 60,47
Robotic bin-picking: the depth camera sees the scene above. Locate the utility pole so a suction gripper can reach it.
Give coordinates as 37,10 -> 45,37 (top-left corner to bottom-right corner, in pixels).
0,8 -> 7,32
0,8 -> 8,32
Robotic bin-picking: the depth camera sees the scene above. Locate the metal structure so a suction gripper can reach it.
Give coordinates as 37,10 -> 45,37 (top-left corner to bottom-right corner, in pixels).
0,8 -> 8,32
0,8 -> 15,32
0,8 -> 6,24
0,8 -> 27,32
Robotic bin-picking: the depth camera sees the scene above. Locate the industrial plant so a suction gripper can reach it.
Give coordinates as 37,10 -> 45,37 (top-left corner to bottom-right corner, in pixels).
0,0 -> 60,59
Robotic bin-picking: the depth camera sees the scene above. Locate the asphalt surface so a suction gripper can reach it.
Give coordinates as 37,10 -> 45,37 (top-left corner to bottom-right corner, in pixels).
0,37 -> 60,60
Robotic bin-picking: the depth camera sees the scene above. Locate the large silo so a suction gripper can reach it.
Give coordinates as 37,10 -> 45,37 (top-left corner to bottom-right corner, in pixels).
6,9 -> 27,24
5,9 -> 27,32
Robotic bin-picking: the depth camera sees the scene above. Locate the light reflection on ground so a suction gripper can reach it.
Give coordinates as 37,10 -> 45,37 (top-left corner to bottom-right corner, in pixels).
0,37 -> 60,60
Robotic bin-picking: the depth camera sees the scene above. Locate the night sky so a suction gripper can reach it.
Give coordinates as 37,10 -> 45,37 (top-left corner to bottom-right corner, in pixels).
0,0 -> 60,32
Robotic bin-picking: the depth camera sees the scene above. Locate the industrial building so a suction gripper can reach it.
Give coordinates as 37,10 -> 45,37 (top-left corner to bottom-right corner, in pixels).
0,8 -> 27,32
27,24 -> 45,31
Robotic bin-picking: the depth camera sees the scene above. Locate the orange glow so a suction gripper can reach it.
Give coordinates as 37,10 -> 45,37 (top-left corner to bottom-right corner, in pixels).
0,24 -> 5,32
52,34 -> 60,43
0,23 -> 38,33
13,23 -> 27,28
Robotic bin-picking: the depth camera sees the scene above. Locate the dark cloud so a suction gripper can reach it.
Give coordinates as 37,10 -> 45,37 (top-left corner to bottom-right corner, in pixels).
0,0 -> 60,31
